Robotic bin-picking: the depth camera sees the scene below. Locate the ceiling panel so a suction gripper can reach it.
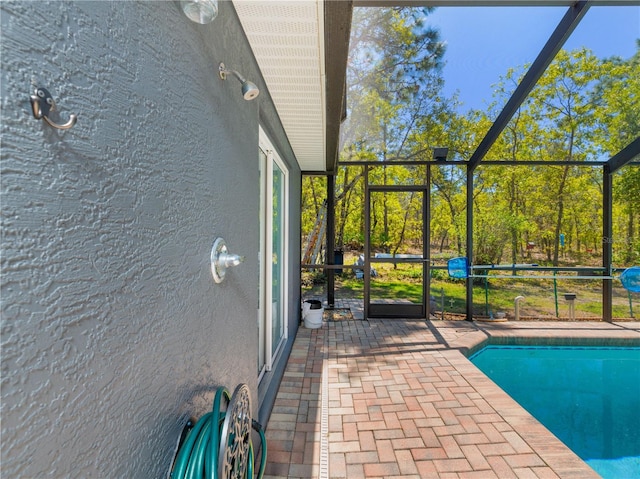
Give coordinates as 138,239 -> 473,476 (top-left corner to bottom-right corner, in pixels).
234,0 -> 326,171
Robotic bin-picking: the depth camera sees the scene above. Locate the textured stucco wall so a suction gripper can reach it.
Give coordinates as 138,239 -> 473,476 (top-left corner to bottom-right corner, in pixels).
1,1 -> 300,477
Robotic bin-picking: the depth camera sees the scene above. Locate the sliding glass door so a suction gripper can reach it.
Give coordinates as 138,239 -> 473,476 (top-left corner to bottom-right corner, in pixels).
258,128 -> 288,379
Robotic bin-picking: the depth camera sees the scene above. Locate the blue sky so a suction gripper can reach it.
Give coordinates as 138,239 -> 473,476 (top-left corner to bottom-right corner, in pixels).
426,5 -> 640,112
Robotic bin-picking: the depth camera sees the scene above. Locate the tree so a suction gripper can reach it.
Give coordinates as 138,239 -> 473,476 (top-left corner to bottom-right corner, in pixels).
342,7 -> 446,152
335,6 -> 448,254
526,49 -> 602,265
595,42 -> 640,264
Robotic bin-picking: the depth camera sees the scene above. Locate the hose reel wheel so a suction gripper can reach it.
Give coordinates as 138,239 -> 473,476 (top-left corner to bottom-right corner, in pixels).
169,383 -> 267,479
219,384 -> 252,479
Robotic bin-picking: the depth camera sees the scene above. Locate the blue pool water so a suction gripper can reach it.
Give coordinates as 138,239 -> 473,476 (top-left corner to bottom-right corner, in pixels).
470,345 -> 640,479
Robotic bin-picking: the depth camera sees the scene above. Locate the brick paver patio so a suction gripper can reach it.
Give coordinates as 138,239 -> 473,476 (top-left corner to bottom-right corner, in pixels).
263,312 -> 639,478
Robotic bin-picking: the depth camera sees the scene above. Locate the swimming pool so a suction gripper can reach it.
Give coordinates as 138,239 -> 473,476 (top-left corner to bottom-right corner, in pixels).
470,345 -> 640,479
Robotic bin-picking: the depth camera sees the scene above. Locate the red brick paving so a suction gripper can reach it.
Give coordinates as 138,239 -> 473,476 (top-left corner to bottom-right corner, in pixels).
263,318 -> 638,478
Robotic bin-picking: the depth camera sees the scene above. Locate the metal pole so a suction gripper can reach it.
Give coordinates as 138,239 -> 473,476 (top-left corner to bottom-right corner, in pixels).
484,275 -> 489,317
327,174 -> 335,308
426,164 -> 431,320
466,167 -> 474,320
554,271 -> 559,318
363,166 -> 370,320
603,165 -> 613,321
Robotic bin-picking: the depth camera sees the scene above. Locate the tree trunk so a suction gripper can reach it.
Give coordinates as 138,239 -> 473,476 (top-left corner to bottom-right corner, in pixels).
509,174 -> 518,266
336,167 -> 350,249
553,164 -> 570,266
392,193 -> 414,269
309,177 -> 321,216
626,207 -> 635,264
439,232 -> 448,253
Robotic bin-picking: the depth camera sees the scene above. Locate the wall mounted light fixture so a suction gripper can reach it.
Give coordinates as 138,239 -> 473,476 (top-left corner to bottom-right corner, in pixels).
219,63 -> 260,101
433,147 -> 449,162
180,0 -> 218,24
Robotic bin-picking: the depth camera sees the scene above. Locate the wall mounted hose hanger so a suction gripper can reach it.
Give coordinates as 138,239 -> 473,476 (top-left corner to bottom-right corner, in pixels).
30,87 -> 77,130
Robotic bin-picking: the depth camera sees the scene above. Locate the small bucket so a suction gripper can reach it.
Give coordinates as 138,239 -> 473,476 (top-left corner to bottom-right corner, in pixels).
302,300 -> 323,328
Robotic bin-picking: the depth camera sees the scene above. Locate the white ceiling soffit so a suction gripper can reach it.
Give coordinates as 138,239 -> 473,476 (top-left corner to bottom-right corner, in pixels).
234,0 -> 326,172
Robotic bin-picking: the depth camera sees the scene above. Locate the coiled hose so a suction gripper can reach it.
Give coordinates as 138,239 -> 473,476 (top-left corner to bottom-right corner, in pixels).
171,385 -> 267,479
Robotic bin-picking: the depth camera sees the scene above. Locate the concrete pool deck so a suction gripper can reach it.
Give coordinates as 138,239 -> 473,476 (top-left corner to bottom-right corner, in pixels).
263,317 -> 639,478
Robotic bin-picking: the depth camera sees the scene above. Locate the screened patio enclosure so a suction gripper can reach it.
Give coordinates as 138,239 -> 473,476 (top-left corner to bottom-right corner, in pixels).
301,1 -> 640,321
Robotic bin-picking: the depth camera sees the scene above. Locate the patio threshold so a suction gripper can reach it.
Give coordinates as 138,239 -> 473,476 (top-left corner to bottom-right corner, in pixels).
263,315 -> 639,478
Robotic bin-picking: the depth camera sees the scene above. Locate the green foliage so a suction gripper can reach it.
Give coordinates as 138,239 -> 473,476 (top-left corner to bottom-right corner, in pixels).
348,7 -> 445,102
305,12 -> 640,273
472,47 -> 640,267
303,270 -> 326,286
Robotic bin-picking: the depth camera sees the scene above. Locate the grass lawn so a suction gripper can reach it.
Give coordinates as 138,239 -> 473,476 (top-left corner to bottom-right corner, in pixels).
302,264 -> 638,319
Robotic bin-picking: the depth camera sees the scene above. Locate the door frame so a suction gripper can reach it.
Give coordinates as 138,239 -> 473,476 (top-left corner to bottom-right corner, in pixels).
364,168 -> 430,319
258,127 -> 289,380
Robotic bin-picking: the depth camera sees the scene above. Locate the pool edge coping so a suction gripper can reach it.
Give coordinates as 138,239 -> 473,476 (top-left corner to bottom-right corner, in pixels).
430,320 -> 640,357
429,320 -> 640,479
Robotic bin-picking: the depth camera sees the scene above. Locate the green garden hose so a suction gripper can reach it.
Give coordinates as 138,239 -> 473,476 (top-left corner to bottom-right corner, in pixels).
171,386 -> 267,479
